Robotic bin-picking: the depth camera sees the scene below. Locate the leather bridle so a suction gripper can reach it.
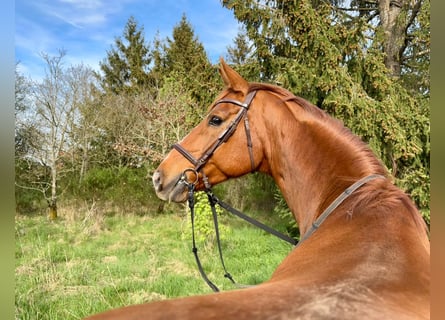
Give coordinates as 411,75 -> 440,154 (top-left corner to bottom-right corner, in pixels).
168,89 -> 386,292
172,90 -> 257,183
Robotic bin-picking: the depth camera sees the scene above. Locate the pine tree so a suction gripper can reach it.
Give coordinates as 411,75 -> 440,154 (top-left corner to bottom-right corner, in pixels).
226,28 -> 252,65
99,16 -> 151,94
222,0 -> 430,223
151,14 -> 218,106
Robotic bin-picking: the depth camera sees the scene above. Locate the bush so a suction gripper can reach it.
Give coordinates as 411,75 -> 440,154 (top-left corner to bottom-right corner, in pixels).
15,159 -> 49,215
15,186 -> 46,215
182,191 -> 231,246
76,166 -> 159,214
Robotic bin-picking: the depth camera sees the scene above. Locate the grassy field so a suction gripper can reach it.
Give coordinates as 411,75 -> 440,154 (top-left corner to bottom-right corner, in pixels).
15,204 -> 293,319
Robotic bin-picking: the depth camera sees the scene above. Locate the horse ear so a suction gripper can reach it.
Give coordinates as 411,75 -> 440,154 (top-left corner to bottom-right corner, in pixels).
219,57 -> 249,94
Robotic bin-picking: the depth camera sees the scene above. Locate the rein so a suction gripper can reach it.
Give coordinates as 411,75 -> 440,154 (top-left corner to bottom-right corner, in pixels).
183,173 -> 385,292
183,178 -> 296,293
295,174 -> 385,247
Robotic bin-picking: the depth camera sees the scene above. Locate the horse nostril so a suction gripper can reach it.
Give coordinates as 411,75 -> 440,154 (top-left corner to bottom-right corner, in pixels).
152,170 -> 163,192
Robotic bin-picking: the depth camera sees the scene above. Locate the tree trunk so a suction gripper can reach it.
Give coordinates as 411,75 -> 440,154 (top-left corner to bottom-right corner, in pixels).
48,201 -> 57,220
49,163 -> 58,220
378,0 -> 407,78
79,144 -> 89,184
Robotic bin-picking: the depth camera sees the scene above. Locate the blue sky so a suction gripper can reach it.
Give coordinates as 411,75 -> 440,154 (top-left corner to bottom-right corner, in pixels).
15,0 -> 241,81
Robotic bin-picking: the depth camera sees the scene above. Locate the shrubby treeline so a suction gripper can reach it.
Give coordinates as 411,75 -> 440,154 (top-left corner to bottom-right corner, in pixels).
15,0 -> 430,228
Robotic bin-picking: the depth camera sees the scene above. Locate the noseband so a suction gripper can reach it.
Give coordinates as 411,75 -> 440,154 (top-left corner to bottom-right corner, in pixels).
172,90 -> 257,179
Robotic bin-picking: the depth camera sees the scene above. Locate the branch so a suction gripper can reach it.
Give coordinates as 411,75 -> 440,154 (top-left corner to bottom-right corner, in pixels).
366,11 -> 380,23
400,0 -> 424,58
401,48 -> 430,61
15,181 -> 50,198
336,7 -> 377,12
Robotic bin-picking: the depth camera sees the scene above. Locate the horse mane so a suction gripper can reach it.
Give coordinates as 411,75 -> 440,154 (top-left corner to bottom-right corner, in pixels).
248,82 -> 328,118
245,82 -> 429,241
247,82 -> 384,174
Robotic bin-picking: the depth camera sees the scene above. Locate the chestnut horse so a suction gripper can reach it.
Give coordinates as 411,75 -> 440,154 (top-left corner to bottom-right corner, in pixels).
86,59 -> 430,319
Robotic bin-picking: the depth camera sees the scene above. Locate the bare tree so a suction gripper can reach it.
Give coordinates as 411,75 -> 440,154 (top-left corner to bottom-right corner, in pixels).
25,50 -> 94,219
140,74 -> 204,166
68,65 -> 99,183
92,72 -> 201,172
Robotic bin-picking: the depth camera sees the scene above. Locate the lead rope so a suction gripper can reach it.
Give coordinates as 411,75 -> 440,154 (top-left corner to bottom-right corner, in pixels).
190,184 -> 258,291
186,171 -> 297,292
210,193 -> 297,246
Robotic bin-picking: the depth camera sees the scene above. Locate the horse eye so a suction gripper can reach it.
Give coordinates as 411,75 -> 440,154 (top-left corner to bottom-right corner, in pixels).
209,115 -> 223,126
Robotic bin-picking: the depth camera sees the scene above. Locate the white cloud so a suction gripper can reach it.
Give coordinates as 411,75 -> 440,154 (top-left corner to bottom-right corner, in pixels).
37,1 -> 107,28
58,0 -> 104,10
16,0 -> 241,79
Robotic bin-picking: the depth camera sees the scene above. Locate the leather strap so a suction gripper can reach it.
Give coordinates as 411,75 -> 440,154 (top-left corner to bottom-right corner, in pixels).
296,174 -> 386,247
207,190 -> 298,246
172,90 -> 258,175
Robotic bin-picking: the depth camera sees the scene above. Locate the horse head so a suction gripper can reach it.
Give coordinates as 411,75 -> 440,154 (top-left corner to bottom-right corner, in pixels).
153,59 -> 264,202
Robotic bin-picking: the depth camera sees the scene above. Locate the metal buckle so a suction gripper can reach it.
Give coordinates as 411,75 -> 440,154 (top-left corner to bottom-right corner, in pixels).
180,168 -> 199,187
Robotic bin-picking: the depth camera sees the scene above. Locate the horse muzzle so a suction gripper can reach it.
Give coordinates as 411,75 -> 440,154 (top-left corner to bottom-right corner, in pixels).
152,169 -> 198,203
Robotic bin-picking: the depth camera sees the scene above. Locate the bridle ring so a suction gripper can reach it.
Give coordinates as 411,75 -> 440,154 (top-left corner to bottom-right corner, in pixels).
181,168 -> 199,186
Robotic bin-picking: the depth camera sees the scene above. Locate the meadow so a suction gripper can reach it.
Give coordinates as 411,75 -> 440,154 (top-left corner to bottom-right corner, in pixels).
15,203 -> 293,319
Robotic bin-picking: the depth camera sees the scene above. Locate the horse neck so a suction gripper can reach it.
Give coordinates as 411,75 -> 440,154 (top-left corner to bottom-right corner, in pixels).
256,97 -> 386,235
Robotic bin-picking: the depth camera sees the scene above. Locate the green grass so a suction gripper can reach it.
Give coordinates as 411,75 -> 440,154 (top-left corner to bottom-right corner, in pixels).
15,208 -> 293,319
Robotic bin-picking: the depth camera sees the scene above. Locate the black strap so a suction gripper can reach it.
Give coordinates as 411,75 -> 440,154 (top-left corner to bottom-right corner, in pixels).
206,191 -> 298,246
207,193 -> 236,285
187,184 -> 220,292
188,184 -> 296,293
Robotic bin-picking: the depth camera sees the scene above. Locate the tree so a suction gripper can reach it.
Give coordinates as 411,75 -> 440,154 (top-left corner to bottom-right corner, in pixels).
290,0 -> 429,82
15,65 -> 46,214
152,14 -> 218,106
347,0 -> 429,82
222,0 -> 430,222
225,28 -> 263,84
99,16 -> 152,95
93,92 -> 154,168
93,16 -> 156,170
15,63 -> 33,158
226,28 -> 252,66
17,50 -> 95,219
69,66 -> 100,183
222,0 -> 429,89
142,74 -> 203,164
